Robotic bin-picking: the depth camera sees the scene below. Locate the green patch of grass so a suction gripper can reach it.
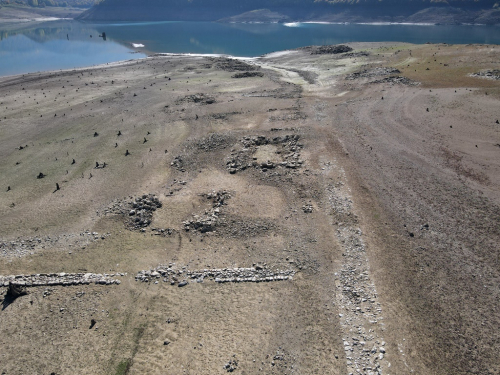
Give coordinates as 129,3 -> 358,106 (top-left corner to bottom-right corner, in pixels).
114,359 -> 132,375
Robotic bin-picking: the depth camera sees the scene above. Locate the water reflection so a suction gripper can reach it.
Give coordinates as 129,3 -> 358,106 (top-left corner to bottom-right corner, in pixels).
0,21 -> 145,76
1,20 -> 499,77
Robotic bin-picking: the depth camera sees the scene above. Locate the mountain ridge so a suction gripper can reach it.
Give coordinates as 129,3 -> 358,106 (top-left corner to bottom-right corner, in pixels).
77,0 -> 500,24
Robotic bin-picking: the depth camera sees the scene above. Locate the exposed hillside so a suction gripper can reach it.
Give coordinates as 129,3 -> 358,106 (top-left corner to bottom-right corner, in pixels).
217,9 -> 291,23
1,42 -> 500,375
0,3 -> 83,24
77,0 -> 500,23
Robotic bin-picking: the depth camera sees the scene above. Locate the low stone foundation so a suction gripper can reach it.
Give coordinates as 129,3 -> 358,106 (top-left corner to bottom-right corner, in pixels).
136,265 -> 295,285
0,272 -> 124,287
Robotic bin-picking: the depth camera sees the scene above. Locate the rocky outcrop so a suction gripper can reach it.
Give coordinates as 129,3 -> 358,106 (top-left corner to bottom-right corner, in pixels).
77,0 -> 500,24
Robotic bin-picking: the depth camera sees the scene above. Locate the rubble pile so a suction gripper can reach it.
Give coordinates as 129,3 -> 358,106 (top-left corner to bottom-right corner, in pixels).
176,93 -> 216,105
232,72 -> 264,78
135,265 -> 295,284
371,76 -> 420,86
226,134 -> 304,174
345,67 -> 401,80
470,69 -> 500,80
183,190 -> 231,233
0,272 -> 124,287
101,194 -> 167,232
127,194 -> 162,230
171,156 -> 185,172
213,57 -> 257,72
302,44 -> 353,55
196,133 -> 234,152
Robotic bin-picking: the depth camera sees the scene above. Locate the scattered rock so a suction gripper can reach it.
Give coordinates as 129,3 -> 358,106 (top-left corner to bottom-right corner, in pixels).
171,156 -> 185,172
302,204 -> 313,213
224,359 -> 238,372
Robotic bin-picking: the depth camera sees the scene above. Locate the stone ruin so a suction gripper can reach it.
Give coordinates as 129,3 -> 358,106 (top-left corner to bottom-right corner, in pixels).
127,194 -> 162,230
470,69 -> 500,80
226,134 -> 303,174
371,76 -> 420,86
135,264 -> 295,285
345,67 -> 420,86
232,72 -> 264,79
345,67 -> 401,80
0,272 -> 124,288
170,156 -> 185,172
183,190 -> 231,233
175,93 -> 216,105
302,44 -> 353,55
102,194 -> 163,232
212,57 -> 257,72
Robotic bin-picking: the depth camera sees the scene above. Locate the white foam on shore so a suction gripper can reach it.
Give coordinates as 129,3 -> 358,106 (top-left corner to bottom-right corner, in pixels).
284,22 -> 301,27
302,21 -> 437,26
152,52 -> 255,61
3,16 -> 70,23
260,50 -> 298,59
131,43 -> 145,48
358,22 -> 436,26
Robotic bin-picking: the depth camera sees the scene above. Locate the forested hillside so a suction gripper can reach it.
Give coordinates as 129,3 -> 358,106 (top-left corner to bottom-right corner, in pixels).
77,0 -> 500,23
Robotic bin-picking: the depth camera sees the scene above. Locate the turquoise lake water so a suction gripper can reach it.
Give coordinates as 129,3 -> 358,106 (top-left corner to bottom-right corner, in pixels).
1,20 -> 500,76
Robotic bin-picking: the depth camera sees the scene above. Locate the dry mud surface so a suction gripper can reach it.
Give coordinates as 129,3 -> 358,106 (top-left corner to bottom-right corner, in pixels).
0,43 -> 499,375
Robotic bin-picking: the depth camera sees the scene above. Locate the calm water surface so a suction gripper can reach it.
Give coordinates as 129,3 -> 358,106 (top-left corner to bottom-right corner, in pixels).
1,20 -> 500,76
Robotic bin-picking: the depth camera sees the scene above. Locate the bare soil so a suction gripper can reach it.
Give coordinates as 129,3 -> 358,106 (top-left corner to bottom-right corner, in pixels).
0,43 -> 499,375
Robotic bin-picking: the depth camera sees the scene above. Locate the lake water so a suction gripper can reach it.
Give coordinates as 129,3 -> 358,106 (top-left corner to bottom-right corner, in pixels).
1,20 -> 500,77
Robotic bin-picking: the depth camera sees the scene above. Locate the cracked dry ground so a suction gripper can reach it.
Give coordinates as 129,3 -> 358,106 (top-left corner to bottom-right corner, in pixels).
0,43 -> 499,375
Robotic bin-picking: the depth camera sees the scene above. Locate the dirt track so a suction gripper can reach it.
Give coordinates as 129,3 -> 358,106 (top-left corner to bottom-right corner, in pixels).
0,43 -> 499,375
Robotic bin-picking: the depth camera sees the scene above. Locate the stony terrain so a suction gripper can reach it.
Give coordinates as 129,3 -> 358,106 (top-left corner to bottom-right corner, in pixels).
0,42 -> 499,375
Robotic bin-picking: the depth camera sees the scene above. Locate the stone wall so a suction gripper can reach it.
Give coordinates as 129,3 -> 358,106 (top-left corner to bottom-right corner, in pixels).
136,265 -> 295,285
0,272 -> 124,287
